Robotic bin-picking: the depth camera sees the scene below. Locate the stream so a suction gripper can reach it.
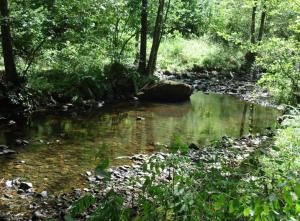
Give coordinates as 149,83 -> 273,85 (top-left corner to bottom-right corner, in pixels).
0,92 -> 281,194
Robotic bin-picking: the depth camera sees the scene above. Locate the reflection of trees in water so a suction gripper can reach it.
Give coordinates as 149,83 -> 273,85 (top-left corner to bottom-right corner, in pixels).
249,104 -> 254,134
240,104 -> 248,136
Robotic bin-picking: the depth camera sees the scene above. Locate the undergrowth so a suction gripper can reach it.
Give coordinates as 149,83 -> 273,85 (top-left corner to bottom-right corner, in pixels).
58,108 -> 300,221
157,36 -> 244,73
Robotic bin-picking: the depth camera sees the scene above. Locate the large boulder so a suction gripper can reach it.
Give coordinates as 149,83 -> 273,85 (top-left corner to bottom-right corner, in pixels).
138,80 -> 193,102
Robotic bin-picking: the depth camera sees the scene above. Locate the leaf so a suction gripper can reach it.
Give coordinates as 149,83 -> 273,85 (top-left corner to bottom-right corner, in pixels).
95,158 -> 111,180
71,195 -> 96,217
243,207 -> 252,217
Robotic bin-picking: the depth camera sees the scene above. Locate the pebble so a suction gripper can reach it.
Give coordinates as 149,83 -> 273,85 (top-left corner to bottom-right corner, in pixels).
39,191 -> 48,198
86,171 -> 92,176
5,180 -> 13,188
88,177 -> 96,182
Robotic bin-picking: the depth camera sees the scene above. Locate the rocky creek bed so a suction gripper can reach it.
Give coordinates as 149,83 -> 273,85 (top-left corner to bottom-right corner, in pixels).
0,132 -> 275,220
0,72 -> 283,220
156,71 -> 283,109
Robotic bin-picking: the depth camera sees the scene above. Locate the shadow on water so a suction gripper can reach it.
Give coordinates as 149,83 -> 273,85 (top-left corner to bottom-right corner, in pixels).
0,92 -> 281,193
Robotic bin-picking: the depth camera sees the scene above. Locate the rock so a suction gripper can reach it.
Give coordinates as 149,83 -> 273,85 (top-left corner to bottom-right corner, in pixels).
32,211 -> 46,220
136,116 -> 145,121
19,182 -> 33,191
96,175 -> 104,181
189,143 -> 199,150
0,149 -> 16,155
131,155 -> 144,162
87,177 -> 96,182
17,189 -> 25,194
4,193 -> 12,199
38,191 -> 48,198
0,144 -> 8,151
137,80 -> 193,102
8,120 -> 16,125
86,171 -> 92,176
5,180 -> 13,188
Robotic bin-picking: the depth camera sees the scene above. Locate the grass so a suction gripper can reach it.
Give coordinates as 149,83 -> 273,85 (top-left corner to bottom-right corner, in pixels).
157,36 -> 245,73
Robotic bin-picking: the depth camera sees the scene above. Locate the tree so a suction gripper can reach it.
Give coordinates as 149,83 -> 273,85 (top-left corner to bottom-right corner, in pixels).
245,0 -> 268,71
0,0 -> 19,85
138,0 -> 148,74
244,0 -> 258,68
257,1 -> 267,42
147,0 -> 166,76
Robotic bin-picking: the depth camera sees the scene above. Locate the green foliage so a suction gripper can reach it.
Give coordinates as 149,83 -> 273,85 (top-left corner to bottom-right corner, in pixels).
257,38 -> 300,104
67,115 -> 300,220
169,135 -> 189,154
95,144 -> 111,181
158,36 -> 244,73
157,36 -> 218,72
89,190 -> 129,221
70,195 -> 96,217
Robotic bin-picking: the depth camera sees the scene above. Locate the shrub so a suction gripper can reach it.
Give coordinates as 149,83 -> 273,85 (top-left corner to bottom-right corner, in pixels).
257,38 -> 300,104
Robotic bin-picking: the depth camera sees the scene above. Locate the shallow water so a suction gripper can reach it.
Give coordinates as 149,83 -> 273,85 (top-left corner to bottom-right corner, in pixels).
0,92 -> 280,193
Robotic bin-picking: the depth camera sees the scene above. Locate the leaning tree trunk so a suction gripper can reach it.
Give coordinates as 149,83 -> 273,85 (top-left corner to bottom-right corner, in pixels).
138,0 -> 148,75
146,0 -> 165,76
257,3 -> 267,43
0,0 -> 18,85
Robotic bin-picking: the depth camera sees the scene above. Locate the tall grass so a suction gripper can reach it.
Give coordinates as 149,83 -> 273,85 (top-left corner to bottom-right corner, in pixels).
157,36 -> 244,73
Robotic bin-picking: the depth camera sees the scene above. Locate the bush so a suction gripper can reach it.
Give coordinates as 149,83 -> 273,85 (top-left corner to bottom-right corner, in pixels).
257,38 -> 300,104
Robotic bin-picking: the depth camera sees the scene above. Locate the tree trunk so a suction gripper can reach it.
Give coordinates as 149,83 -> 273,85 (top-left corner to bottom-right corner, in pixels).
138,0 -> 148,75
134,30 -> 140,65
257,3 -> 267,43
244,1 -> 257,70
250,2 -> 257,44
0,0 -> 18,85
147,0 -> 165,76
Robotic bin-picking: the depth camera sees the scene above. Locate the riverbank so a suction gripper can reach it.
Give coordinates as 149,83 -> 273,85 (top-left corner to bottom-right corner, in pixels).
0,71 -> 284,220
0,69 -> 283,127
0,132 -> 276,220
156,70 -> 283,109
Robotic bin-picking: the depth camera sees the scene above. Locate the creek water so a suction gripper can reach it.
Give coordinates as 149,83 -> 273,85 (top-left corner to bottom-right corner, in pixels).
0,92 -> 281,193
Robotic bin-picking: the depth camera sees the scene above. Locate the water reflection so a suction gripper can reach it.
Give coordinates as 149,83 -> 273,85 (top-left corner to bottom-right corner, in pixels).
0,92 -> 280,193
